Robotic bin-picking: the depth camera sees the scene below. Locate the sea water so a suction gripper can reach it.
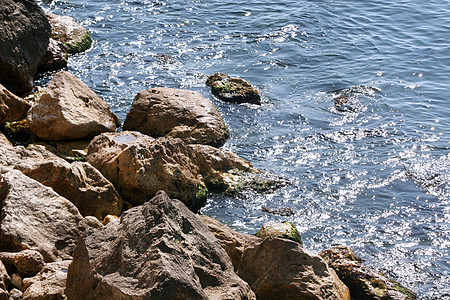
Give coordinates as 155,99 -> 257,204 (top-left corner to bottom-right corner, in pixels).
38,0 -> 449,298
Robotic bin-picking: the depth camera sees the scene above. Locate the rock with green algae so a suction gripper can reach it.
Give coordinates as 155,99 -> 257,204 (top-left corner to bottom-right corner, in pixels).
256,221 -> 303,244
206,72 -> 261,105
320,245 -> 417,300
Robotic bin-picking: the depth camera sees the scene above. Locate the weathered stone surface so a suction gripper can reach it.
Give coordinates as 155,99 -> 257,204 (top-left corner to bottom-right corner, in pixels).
9,288 -> 22,300
0,84 -> 31,124
0,0 -> 51,95
22,260 -> 70,300
66,191 -> 255,300
0,169 -> 82,262
256,221 -> 302,244
123,87 -> 229,147
206,73 -> 261,105
200,216 -> 350,300
27,71 -> 119,141
46,13 -> 92,54
87,131 -> 207,209
0,250 -> 45,278
320,245 -> 417,300
37,38 -> 68,73
0,261 -> 9,291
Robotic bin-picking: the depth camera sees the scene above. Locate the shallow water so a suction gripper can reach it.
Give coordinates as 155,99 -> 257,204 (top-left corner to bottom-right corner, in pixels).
38,0 -> 449,298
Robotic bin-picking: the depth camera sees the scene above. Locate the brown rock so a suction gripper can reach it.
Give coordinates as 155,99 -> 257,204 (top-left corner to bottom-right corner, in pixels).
87,131 -> 207,209
123,87 -> 229,147
200,216 -> 350,300
27,71 -> 119,141
66,191 -> 255,300
0,168 -> 83,262
0,250 -> 45,278
206,73 -> 261,105
0,0 -> 51,95
0,261 -> 9,291
0,84 -> 31,124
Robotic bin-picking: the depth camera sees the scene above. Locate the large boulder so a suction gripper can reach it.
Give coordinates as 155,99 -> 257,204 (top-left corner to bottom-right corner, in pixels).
0,144 -> 122,220
27,71 -> 119,141
320,245 -> 417,299
0,0 -> 51,95
0,168 -> 83,262
65,191 -> 255,299
87,131 -> 207,209
200,216 -> 350,300
0,84 -> 31,124
206,73 -> 261,105
123,87 -> 229,147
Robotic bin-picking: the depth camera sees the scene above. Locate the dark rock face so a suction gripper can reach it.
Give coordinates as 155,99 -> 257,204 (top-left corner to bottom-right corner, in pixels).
320,245 -> 417,300
0,0 -> 51,95
206,73 -> 261,105
66,191 -> 255,300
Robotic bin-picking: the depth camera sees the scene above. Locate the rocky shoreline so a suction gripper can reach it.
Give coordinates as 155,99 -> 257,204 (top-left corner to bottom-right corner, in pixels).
0,1 -> 417,299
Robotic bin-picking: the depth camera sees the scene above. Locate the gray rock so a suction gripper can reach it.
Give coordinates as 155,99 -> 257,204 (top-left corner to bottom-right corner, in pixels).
0,84 -> 31,124
123,87 -> 229,147
66,190 -> 255,300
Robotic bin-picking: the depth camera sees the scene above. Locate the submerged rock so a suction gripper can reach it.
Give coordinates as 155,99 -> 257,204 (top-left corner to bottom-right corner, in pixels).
66,191 -> 255,299
27,71 -> 119,141
123,87 -> 229,147
0,0 -> 51,95
206,73 -> 261,105
320,245 -> 417,300
0,84 -> 31,124
256,221 -> 302,244
200,216 -> 350,300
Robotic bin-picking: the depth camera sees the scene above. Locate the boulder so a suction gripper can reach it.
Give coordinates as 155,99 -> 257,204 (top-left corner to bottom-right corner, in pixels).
0,144 -> 122,220
0,84 -> 31,124
37,38 -> 68,73
123,87 -> 229,147
22,260 -> 70,300
46,13 -> 92,54
256,221 -> 302,244
0,250 -> 45,278
0,0 -> 51,95
206,73 -> 261,105
200,216 -> 350,300
65,191 -> 255,299
320,245 -> 417,300
27,71 -> 119,141
0,168 -> 83,262
87,131 -> 207,209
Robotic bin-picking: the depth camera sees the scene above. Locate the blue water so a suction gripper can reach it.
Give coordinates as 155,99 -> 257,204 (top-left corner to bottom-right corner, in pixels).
38,0 -> 449,298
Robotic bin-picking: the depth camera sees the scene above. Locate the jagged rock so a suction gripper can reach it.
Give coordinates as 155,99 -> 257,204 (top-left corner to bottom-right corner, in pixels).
189,144 -> 287,195
0,144 -> 122,220
46,13 -> 92,54
320,245 -> 417,300
0,0 -> 51,95
206,73 -> 261,105
22,260 -> 70,300
66,191 -> 255,300
0,168 -> 83,262
123,87 -> 229,147
87,131 -> 207,209
27,71 -> 119,141
0,84 -> 31,124
0,250 -> 45,278
256,221 -> 302,244
200,216 -> 350,300
0,261 -> 9,291
37,38 -> 68,73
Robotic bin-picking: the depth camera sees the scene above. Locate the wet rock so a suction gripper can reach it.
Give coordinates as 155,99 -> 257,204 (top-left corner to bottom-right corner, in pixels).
46,13 -> 92,54
66,190 -> 255,300
123,87 -> 229,147
256,221 -> 302,244
27,71 -> 119,141
0,250 -> 45,278
37,38 -> 68,73
0,261 -> 9,291
200,216 -> 350,300
262,206 -> 296,216
0,84 -> 31,124
0,168 -> 83,262
206,73 -> 261,105
87,131 -> 207,209
320,245 -> 417,300
22,260 -> 70,300
157,54 -> 176,64
0,0 -> 51,95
